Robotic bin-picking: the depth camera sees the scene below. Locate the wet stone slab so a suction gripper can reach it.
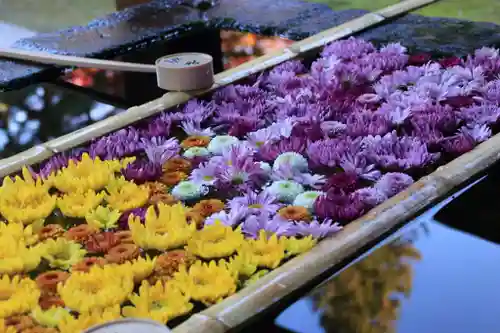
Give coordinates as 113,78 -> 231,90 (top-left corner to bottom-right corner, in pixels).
1,0 -> 500,91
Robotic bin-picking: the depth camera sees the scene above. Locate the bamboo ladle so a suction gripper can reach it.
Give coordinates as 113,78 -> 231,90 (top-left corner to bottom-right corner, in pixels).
0,48 -> 215,91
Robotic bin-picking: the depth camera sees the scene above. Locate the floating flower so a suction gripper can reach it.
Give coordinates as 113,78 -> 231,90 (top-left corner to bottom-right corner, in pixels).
85,232 -> 120,254
185,210 -> 205,229
181,135 -> 211,149
38,225 -> 64,242
173,260 -> 237,305
148,250 -> 195,284
0,168 -> 56,225
31,306 -> 72,328
118,208 -> 146,229
266,180 -> 304,202
89,128 -> 143,160
0,275 -> 40,318
143,137 -> 179,166
162,157 -> 192,173
160,171 -> 187,187
57,305 -> 122,333
105,244 -> 140,264
58,266 -> 133,313
259,137 -> 308,162
50,153 -> 114,193
187,222 -> 244,259
374,172 -> 414,198
129,203 -> 196,250
41,238 -> 87,270
203,208 -> 246,227
313,192 -> 365,224
120,256 -> 156,284
241,214 -> 292,239
65,224 -> 96,243
284,235 -> 317,257
85,206 -> 121,230
0,236 -> 42,275
122,160 -> 162,184
183,147 -> 211,159
35,270 -> 69,294
289,219 -> 343,238
273,152 -> 309,172
322,172 -> 360,194
239,230 -> 286,269
191,199 -> 225,217
105,177 -> 150,211
292,191 -> 324,211
114,230 -> 134,244
351,187 -> 388,208
278,205 -> 311,221
207,135 -> 239,154
3,315 -> 35,331
38,295 -> 65,311
57,190 -> 105,218
171,181 -> 208,201
122,280 -> 193,324
72,257 -> 107,273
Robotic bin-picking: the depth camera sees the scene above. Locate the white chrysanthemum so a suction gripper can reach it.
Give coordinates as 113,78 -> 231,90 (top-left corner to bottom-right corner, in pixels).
171,181 -> 208,200
266,180 -> 304,202
183,147 -> 210,159
293,191 -> 324,211
207,135 -> 239,155
259,162 -> 272,175
273,152 -> 309,172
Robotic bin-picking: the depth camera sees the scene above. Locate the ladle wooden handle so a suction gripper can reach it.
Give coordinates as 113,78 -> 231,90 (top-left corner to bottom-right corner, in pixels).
0,47 -> 157,73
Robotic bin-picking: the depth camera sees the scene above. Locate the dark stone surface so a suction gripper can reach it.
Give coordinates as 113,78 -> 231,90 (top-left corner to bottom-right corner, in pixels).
2,0 -> 500,91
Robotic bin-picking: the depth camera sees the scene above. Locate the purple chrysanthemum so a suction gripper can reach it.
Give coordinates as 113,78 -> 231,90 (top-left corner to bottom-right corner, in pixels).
459,103 -> 500,126
344,111 -> 391,137
438,125 -> 490,156
271,162 -> 325,189
122,159 -> 162,184
288,219 -> 343,238
142,137 -> 180,165
204,207 -> 247,227
351,187 -> 388,209
322,172 -> 361,195
321,37 -> 376,60
374,172 -> 414,198
181,119 -> 215,137
118,207 -> 147,229
258,136 -> 308,162
306,137 -> 364,169
313,191 -> 365,224
227,190 -> 281,217
89,128 -> 143,160
142,115 -> 172,138
38,153 -> 72,178
241,214 -> 293,239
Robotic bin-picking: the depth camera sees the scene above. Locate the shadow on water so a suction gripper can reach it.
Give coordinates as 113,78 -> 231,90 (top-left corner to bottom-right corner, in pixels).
239,162 -> 500,333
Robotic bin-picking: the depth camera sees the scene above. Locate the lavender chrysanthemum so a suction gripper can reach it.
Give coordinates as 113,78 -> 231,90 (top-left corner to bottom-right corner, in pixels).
204,207 -> 247,227
142,137 -> 180,165
89,128 -> 143,160
258,137 -> 308,162
227,190 -> 281,216
288,219 -> 342,238
241,214 -> 293,239
374,172 -> 414,198
351,187 -> 388,209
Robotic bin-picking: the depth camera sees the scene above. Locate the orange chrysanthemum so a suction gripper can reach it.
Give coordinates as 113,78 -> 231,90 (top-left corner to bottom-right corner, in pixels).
186,210 -> 205,229
38,224 -> 64,241
64,224 -> 96,243
159,171 -> 187,187
71,257 -> 107,273
192,199 -> 225,217
145,182 -> 168,196
114,231 -> 134,244
85,232 -> 120,254
162,157 -> 191,173
38,294 -> 65,310
36,271 -> 70,294
148,250 -> 195,284
148,192 -> 179,206
105,244 -> 140,264
5,315 -> 35,331
278,206 -> 311,221
180,135 -> 211,149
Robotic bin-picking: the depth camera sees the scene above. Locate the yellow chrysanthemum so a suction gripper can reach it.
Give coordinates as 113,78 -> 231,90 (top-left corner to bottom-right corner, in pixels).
122,280 -> 193,324
229,251 -> 257,278
173,260 -> 237,305
31,306 -> 72,328
57,305 -> 121,333
0,220 -> 42,246
284,235 -> 317,257
0,235 -> 42,275
239,230 -> 286,269
119,256 -> 156,284
85,206 -> 121,230
129,203 -> 195,250
243,269 -> 269,287
0,168 -> 56,225
186,222 -> 243,259
50,153 -> 114,193
58,265 -> 134,313
107,157 -> 136,172
105,177 -> 149,211
0,275 -> 40,318
57,190 -> 105,218
41,238 -> 87,270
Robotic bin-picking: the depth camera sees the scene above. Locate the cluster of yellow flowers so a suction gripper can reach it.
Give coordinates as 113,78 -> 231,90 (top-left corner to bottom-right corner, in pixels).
0,154 -> 316,332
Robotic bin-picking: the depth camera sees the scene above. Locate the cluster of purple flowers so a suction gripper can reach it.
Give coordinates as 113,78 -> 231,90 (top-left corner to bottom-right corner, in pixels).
32,37 -> 500,239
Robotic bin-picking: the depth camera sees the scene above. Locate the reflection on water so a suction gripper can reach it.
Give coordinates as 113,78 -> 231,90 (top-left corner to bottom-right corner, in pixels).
270,172 -> 500,333
0,31 -> 291,158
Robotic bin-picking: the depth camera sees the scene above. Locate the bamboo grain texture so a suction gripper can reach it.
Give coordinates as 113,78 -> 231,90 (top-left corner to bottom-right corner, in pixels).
0,0 -> 454,332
